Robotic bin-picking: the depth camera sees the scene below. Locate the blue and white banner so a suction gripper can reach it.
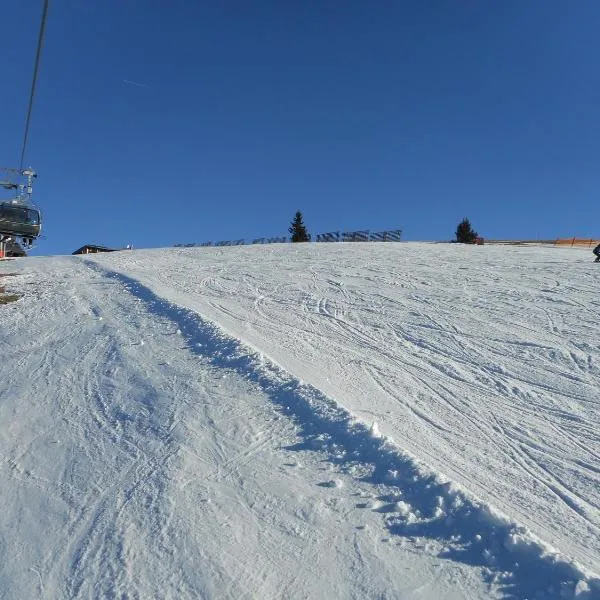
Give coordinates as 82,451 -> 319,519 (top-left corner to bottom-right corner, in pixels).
316,231 -> 340,242
342,230 -> 370,242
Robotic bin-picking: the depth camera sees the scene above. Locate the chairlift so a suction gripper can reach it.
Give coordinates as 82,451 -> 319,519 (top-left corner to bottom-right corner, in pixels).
0,0 -> 48,250
0,167 -> 41,247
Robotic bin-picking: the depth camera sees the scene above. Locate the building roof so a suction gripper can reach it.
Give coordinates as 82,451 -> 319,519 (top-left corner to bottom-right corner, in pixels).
72,244 -> 116,255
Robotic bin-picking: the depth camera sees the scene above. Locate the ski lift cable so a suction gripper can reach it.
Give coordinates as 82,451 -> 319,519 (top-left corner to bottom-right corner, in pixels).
19,0 -> 49,172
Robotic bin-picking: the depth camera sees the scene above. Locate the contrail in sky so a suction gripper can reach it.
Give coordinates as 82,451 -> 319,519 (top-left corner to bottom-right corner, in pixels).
123,79 -> 150,88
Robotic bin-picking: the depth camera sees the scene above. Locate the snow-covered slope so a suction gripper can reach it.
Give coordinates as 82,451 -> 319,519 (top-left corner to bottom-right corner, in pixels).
0,242 -> 598,599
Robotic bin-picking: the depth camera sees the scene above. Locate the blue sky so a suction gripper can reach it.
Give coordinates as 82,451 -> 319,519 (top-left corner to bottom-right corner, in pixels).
1,1 -> 599,256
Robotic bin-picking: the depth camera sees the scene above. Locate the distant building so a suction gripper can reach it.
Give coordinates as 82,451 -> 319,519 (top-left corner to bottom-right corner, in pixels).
72,244 -> 116,255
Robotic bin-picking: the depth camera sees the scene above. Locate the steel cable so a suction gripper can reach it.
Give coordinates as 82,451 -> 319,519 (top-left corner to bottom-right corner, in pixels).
19,0 -> 49,171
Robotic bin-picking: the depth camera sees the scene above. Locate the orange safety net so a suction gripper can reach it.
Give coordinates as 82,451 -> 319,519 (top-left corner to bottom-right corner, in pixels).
554,238 -> 600,247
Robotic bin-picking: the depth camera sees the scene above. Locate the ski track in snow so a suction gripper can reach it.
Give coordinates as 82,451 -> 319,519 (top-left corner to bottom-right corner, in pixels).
0,255 -> 487,600
0,242 -> 599,599
94,244 -> 600,576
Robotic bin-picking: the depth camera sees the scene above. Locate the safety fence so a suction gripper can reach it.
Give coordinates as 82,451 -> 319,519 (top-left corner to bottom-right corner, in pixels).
554,238 -> 600,248
315,229 -> 402,243
175,229 -> 402,249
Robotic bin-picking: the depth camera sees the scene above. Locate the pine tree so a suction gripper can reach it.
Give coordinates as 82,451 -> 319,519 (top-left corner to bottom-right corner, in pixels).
289,210 -> 311,243
455,218 -> 478,244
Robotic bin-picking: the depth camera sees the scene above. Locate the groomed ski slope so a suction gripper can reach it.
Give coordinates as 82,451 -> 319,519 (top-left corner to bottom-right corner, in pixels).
0,242 -> 599,599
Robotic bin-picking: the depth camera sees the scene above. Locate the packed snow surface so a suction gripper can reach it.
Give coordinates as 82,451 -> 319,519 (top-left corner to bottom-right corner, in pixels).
0,242 -> 599,599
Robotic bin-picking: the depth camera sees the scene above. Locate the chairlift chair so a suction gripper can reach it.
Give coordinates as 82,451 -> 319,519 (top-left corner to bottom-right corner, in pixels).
0,167 -> 42,247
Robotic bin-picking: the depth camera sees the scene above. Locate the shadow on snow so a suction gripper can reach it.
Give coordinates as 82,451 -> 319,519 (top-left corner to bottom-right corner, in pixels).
91,263 -> 599,600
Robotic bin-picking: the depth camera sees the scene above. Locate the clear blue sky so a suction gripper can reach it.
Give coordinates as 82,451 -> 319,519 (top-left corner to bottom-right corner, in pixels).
1,1 -> 599,256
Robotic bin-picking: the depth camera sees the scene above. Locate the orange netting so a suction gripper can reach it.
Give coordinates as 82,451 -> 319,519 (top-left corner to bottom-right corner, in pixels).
554,238 -> 600,247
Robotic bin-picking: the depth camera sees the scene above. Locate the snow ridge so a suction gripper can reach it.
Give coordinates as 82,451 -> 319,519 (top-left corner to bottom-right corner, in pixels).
94,262 -> 600,600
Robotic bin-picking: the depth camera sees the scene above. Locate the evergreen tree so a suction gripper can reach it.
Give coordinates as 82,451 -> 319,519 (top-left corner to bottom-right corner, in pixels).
455,218 -> 478,244
289,210 -> 311,243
